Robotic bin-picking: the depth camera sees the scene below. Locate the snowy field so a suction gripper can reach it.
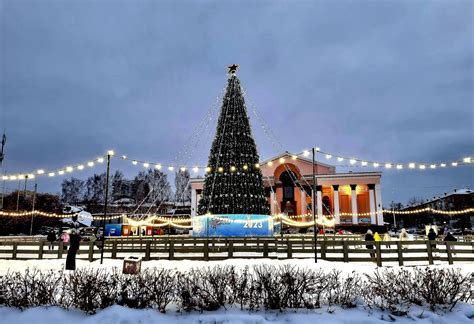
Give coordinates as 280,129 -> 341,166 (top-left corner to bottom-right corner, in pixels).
0,258 -> 472,323
1,257 -> 473,276
1,303 -> 473,324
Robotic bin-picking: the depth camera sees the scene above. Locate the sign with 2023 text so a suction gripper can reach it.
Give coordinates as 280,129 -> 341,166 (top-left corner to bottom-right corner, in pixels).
192,214 -> 274,237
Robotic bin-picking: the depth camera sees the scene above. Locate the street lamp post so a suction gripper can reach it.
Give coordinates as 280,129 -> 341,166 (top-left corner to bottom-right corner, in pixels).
312,147 -> 318,263
100,152 -> 113,264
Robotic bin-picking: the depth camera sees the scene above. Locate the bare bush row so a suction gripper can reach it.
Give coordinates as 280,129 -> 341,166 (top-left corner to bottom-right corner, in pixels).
0,266 -> 471,315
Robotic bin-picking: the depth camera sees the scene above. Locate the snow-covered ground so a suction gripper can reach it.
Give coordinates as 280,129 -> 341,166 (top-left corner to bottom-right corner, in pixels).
1,257 -> 473,276
0,304 -> 473,324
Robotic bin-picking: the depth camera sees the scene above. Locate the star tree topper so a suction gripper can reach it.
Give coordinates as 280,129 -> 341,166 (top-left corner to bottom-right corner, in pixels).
227,64 -> 239,74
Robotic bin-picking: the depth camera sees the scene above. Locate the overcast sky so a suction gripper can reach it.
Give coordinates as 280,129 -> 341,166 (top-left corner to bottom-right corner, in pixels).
0,0 -> 472,205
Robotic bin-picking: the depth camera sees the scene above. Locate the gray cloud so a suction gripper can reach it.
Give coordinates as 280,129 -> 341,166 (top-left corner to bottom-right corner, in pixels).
0,0 -> 472,205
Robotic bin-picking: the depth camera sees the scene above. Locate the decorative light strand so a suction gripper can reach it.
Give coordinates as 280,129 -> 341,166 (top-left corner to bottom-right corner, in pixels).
299,148 -> 472,171
1,151 -> 114,182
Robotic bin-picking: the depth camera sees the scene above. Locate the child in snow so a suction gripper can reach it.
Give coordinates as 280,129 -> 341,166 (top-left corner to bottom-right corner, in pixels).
365,229 -> 375,258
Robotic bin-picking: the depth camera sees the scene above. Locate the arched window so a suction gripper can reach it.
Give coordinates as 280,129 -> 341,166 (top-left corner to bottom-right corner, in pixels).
322,195 -> 331,215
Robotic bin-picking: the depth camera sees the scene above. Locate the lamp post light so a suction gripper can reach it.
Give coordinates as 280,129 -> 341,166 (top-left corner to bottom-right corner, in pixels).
312,147 -> 318,263
100,151 -> 113,264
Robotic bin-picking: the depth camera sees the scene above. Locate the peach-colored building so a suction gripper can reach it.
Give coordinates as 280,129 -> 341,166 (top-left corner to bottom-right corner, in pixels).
190,152 -> 384,226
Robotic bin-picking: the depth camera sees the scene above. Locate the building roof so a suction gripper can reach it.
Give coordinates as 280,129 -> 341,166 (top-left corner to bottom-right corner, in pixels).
404,188 -> 473,209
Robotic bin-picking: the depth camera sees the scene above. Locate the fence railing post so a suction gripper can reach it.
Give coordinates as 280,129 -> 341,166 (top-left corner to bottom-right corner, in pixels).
343,241 -> 348,263
375,242 -> 382,266
38,241 -> 44,260
426,240 -> 434,265
397,241 -> 403,266
228,241 -> 233,258
12,242 -> 18,260
445,241 -> 453,265
287,241 -> 292,259
169,241 -> 174,260
263,241 -> 269,258
58,242 -> 64,259
112,241 -> 117,259
204,240 -> 209,261
321,239 -> 326,260
145,241 -> 151,261
88,241 -> 94,262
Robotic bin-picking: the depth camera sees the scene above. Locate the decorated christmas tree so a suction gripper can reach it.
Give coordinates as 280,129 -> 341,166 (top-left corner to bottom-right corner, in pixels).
198,65 -> 270,215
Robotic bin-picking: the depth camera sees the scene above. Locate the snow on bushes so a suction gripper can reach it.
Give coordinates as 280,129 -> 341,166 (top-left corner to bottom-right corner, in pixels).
0,265 -> 471,316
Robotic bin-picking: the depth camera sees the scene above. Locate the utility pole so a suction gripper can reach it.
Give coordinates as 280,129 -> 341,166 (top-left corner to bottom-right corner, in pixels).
100,151 -> 113,264
312,147 -> 318,263
30,182 -> 37,235
391,200 -> 396,229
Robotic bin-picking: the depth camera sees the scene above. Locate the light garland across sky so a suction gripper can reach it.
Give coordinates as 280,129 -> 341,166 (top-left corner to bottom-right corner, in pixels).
299,148 -> 472,171
0,150 -> 115,182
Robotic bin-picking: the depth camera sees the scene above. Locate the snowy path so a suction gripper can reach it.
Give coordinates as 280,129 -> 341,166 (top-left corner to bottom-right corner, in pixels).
0,304 -> 473,324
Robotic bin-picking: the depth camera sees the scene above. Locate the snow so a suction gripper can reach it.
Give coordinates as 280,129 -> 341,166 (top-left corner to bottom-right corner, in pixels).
0,303 -> 473,324
1,257 -> 473,276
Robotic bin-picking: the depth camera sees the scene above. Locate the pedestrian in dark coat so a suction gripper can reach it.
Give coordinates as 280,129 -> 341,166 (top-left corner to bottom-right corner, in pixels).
65,229 -> 81,270
365,229 -> 375,258
47,230 -> 56,250
444,232 -> 457,242
427,228 -> 437,249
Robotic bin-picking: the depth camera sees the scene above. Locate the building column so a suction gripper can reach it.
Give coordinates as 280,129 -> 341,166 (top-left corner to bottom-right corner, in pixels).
191,188 -> 197,217
270,189 -> 276,215
350,184 -> 358,224
316,185 -> 323,218
368,184 -> 376,224
300,189 -> 306,215
332,185 -> 340,224
375,184 -> 383,225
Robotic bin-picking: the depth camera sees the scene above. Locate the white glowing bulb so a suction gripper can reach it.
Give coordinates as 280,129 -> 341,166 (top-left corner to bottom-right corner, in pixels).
419,165 -> 426,170
302,150 -> 309,157
267,161 -> 273,166
2,176 -> 8,180
463,157 -> 471,163
440,163 -> 446,167
97,157 -> 104,163
337,157 -> 344,162
349,159 -> 356,165
315,147 -> 320,152
192,167 -> 199,173
291,155 -> 297,160
396,164 -> 403,170
279,157 -> 285,163
132,160 -> 138,165
168,166 -> 174,171
243,165 -> 248,170
37,169 -> 45,175
430,164 -> 436,169
218,167 -> 223,172
230,166 -> 236,172
452,162 -> 458,167
58,170 -> 65,175
255,163 -> 260,169
408,163 -> 416,169
155,164 -> 162,170
206,167 -> 211,173
48,172 -> 55,177
373,163 -> 379,168
143,163 -> 150,168
121,155 -> 127,159
77,165 -> 84,170
180,167 -> 186,172
66,166 -> 73,172
28,174 -> 35,179
385,163 -> 392,169
107,150 -> 115,156
361,161 -> 368,166
325,154 -> 332,159
10,175 -> 17,180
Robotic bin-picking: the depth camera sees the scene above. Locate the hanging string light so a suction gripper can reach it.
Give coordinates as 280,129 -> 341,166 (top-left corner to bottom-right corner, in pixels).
1,151 -> 114,181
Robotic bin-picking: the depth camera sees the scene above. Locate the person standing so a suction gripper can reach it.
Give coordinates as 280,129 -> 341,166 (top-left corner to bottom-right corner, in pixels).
399,228 -> 409,249
427,228 -> 437,249
365,229 -> 375,258
46,230 -> 56,250
65,229 -> 81,270
383,232 -> 391,248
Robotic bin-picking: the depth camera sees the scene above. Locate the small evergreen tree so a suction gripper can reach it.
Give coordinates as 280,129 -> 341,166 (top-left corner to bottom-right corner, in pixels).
198,67 -> 269,215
